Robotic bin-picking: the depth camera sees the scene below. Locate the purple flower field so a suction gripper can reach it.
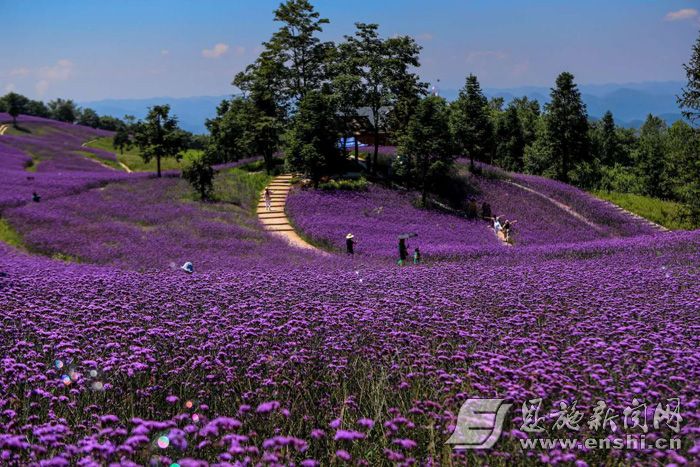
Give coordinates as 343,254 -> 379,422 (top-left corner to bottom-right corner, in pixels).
1,116 -> 699,465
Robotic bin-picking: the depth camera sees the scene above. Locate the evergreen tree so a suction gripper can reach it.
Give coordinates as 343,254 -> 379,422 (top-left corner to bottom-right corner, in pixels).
396,95 -> 454,204
544,72 -> 590,182
450,74 -> 494,171
597,111 -> 621,166
678,30 -> 700,124
635,115 -> 667,198
494,104 -> 525,172
510,96 -> 540,147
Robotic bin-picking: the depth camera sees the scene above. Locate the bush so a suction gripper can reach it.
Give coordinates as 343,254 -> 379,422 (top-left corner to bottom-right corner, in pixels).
318,177 -> 368,191
182,159 -> 215,200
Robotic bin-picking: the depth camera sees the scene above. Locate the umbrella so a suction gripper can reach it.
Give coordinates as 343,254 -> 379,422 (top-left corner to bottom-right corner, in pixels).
398,233 -> 418,240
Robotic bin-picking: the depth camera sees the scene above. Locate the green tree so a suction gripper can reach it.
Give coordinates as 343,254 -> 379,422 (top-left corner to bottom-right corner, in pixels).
450,74 -> 494,170
97,115 -> 124,131
635,115 -> 667,198
343,23 -> 423,171
665,120 -> 700,222
494,104 -> 525,172
678,30 -> 700,124
285,90 -> 339,185
78,108 -> 100,128
3,92 -> 27,126
264,0 -> 331,104
544,72 -> 590,182
132,105 -> 188,177
206,97 -> 282,174
47,98 -> 79,123
25,99 -> 50,118
182,157 -> 215,201
510,96 -> 540,147
596,111 -> 622,166
396,95 -> 454,204
113,126 -> 131,154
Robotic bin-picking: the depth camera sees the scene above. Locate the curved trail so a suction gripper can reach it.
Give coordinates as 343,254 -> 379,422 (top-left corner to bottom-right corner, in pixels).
0,124 -> 9,135
81,139 -> 133,173
257,175 -> 325,253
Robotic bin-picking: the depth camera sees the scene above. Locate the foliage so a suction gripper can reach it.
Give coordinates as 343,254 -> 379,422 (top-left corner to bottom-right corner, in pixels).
544,72 -> 590,182
594,191 -> 697,230
395,95 -> 454,204
0,218 -> 25,249
77,108 -> 100,128
285,90 -> 340,184
450,74 -> 494,170
182,157 -> 215,200
494,103 -> 525,172
318,177 -> 368,191
132,105 -> 189,177
678,29 -> 700,123
47,98 -> 79,123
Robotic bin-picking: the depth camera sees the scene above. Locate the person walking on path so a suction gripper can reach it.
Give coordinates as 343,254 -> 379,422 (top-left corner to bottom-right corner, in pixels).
398,238 -> 409,266
264,188 -> 273,211
346,233 -> 356,255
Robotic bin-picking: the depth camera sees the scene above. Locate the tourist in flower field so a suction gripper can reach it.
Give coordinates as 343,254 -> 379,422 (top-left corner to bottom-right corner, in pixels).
492,215 -> 503,234
398,238 -> 409,266
32,191 -> 41,202
345,233 -> 356,255
180,261 -> 194,273
264,188 -> 273,211
503,219 -> 518,242
413,247 -> 421,264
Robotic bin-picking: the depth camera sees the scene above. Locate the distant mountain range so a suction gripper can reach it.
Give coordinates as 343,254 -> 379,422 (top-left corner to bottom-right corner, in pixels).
81,81 -> 686,134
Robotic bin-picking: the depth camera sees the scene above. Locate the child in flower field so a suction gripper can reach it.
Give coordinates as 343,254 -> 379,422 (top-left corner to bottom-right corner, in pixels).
492,216 -> 502,234
264,188 -> 273,211
32,192 -> 41,202
413,247 -> 421,265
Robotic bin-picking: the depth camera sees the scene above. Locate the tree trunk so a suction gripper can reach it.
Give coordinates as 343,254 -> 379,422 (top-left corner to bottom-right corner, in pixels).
373,129 -> 380,173
354,138 -> 359,164
157,155 -> 162,178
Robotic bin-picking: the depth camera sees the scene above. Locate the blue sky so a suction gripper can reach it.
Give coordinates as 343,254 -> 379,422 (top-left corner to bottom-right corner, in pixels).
2,0 -> 699,100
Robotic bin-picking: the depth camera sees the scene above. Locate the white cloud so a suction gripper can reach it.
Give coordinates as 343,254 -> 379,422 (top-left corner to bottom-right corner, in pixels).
664,8 -> 698,21
418,33 -> 434,41
39,59 -> 74,81
466,50 -> 508,64
4,83 -> 16,93
161,49 -> 170,56
35,80 -> 50,96
202,43 -> 229,59
33,59 -> 74,96
9,67 -> 30,77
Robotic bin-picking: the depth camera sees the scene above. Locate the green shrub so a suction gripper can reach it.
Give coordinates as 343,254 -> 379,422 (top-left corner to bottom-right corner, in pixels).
318,177 -> 368,191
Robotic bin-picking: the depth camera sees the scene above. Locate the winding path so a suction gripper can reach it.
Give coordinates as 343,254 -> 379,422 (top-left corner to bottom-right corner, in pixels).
81,139 -> 133,173
0,124 -> 10,135
257,175 -> 323,252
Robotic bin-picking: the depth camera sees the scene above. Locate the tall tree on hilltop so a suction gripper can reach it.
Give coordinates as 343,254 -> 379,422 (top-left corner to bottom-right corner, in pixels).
395,95 -> 454,205
268,0 -> 332,104
495,104 -> 525,172
678,30 -> 700,124
343,23 -> 423,172
3,92 -> 27,126
132,105 -> 188,177
544,72 -> 590,182
450,74 -> 494,171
